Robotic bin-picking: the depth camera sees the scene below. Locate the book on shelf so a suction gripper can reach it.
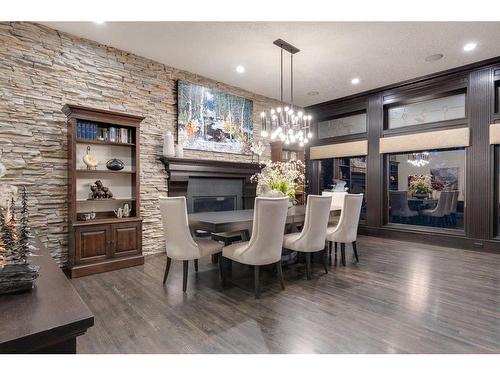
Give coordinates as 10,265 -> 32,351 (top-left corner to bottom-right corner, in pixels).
76,121 -> 132,144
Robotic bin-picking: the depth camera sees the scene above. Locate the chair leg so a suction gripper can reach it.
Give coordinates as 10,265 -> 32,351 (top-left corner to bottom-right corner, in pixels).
194,259 -> 199,272
352,241 -> 359,263
276,260 -> 285,290
334,242 -> 338,267
182,260 -> 189,292
219,254 -> 226,285
341,243 -> 346,267
305,253 -> 312,280
323,249 -> 328,274
211,254 -> 218,264
163,256 -> 171,284
328,241 -> 332,266
254,265 -> 260,299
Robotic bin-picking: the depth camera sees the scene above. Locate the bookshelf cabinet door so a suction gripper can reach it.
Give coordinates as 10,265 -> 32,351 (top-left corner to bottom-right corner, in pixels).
74,224 -> 111,264
111,221 -> 142,258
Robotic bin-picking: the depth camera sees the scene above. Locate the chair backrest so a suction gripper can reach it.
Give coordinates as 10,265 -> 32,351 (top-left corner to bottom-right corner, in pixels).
333,194 -> 364,243
443,190 -> 454,215
389,190 -> 408,213
432,191 -> 450,216
293,195 -> 332,252
241,197 -> 289,265
159,196 -> 199,260
450,190 -> 459,213
322,191 -> 347,210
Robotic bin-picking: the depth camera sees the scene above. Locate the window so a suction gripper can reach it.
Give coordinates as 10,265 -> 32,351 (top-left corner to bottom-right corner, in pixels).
319,156 -> 367,221
387,93 -> 466,129
387,148 -> 465,230
318,112 -> 367,139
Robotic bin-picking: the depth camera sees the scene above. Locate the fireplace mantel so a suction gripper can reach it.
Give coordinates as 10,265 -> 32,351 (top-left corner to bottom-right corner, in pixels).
159,157 -> 263,209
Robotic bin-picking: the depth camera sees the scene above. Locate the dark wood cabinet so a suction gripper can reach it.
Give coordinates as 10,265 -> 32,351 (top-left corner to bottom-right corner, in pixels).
63,105 -> 144,278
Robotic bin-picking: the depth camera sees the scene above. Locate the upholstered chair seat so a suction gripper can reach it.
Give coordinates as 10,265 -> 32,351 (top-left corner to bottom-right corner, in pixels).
326,194 -> 363,267
282,195 -> 332,279
220,196 -> 289,298
159,196 -> 223,292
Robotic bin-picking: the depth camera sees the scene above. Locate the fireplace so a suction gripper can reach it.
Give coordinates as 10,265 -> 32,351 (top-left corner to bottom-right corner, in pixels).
187,177 -> 243,213
159,157 -> 263,211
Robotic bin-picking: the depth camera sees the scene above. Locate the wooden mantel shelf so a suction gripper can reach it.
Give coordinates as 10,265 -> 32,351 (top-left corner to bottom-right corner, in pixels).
159,157 -> 263,179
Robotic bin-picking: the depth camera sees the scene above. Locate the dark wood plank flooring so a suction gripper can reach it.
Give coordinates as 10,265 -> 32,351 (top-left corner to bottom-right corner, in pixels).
72,235 -> 500,353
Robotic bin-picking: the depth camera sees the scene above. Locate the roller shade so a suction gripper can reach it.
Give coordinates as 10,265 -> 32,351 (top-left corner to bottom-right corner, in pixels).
379,127 -> 469,154
309,140 -> 368,160
490,123 -> 500,144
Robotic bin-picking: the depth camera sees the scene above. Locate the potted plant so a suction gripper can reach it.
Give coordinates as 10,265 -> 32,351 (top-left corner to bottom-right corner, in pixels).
251,160 -> 305,206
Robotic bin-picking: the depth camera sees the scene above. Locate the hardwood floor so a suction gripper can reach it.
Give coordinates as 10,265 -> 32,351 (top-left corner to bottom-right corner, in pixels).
72,235 -> 500,353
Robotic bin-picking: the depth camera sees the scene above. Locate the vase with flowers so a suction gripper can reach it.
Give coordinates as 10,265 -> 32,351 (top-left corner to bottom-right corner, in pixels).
251,160 -> 305,206
409,174 -> 432,198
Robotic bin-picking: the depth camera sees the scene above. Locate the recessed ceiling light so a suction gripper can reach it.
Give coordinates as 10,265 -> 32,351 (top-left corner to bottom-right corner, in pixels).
463,42 -> 477,52
351,78 -> 360,85
236,65 -> 245,73
425,53 -> 444,62
93,21 -> 105,24
307,91 -> 319,96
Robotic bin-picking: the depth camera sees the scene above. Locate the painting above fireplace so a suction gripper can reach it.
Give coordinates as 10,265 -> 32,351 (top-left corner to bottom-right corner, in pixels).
177,80 -> 253,155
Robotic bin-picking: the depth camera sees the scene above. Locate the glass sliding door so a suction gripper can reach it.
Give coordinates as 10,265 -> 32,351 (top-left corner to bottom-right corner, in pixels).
387,148 -> 465,230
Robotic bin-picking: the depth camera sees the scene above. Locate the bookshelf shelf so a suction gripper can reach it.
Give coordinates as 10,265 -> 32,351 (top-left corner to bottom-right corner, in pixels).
76,139 -> 136,147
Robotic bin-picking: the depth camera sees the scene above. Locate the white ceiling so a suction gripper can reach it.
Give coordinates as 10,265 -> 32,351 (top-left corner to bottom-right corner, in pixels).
43,22 -> 500,107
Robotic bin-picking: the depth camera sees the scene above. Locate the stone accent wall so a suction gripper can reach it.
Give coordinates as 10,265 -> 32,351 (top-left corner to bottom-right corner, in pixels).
0,22 -> 283,264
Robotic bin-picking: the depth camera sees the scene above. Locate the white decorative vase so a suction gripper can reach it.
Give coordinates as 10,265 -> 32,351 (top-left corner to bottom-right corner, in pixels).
175,143 -> 184,158
163,131 -> 175,158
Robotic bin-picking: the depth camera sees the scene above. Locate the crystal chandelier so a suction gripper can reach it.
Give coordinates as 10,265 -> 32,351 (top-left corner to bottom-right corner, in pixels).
260,39 -> 312,147
407,152 -> 430,167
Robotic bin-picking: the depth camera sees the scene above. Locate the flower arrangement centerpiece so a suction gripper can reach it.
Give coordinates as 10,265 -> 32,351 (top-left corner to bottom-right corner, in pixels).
251,160 -> 305,204
409,174 -> 432,198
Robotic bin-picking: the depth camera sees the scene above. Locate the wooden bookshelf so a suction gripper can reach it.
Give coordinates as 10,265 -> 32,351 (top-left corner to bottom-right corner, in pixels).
63,104 -> 145,278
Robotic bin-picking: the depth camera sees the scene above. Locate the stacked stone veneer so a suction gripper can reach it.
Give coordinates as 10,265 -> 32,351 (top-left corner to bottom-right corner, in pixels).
0,22 -> 284,265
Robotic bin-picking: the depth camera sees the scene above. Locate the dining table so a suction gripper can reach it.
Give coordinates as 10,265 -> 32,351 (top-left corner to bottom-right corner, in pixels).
188,204 -> 342,236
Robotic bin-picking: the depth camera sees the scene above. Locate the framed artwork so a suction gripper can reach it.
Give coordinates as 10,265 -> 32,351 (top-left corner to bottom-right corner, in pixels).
431,167 -> 459,190
177,80 -> 253,154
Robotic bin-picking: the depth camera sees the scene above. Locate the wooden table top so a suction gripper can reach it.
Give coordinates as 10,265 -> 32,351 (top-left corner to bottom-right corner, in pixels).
0,238 -> 94,353
189,205 -> 341,225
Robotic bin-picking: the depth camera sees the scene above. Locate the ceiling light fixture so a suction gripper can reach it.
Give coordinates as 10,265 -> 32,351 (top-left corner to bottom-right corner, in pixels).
351,78 -> 360,85
463,42 -> 477,52
236,65 -> 245,73
260,39 -> 312,146
93,21 -> 105,25
407,152 -> 430,167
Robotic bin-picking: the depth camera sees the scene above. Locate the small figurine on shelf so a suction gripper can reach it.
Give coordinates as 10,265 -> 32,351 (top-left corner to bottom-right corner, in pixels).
82,146 -> 98,170
89,180 -> 114,200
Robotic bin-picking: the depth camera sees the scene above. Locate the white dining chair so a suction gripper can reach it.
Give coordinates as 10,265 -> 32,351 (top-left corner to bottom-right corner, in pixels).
389,190 -> 418,223
159,196 -> 223,292
326,194 -> 363,267
422,191 -> 450,227
449,190 -> 459,225
322,191 -> 346,226
282,195 -> 332,279
220,196 -> 289,299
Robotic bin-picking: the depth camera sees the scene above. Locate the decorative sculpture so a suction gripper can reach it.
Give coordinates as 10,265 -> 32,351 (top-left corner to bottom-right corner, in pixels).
0,186 -> 39,295
89,180 -> 114,199
83,146 -> 98,170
